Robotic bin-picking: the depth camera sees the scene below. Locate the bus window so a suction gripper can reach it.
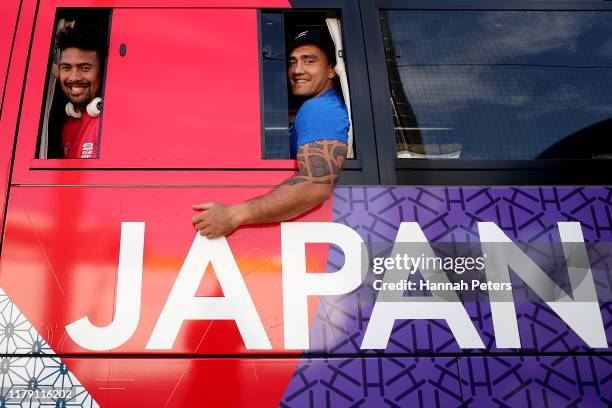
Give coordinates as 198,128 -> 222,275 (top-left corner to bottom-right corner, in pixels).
261,11 -> 355,159
38,9 -> 110,159
380,10 -> 612,160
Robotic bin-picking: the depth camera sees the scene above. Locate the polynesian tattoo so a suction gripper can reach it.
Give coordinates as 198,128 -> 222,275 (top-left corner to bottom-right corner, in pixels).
284,140 -> 348,185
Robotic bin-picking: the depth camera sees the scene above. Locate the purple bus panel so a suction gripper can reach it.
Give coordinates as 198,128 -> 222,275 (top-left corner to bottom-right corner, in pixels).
283,187 -> 612,406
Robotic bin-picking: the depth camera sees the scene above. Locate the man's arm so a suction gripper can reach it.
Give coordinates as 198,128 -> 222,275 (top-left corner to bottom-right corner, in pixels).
192,139 -> 347,238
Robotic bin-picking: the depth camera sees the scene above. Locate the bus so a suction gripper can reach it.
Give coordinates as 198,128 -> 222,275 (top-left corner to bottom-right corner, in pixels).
0,0 -> 610,406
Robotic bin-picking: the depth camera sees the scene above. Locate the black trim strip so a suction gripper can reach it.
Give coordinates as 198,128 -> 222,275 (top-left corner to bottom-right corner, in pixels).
395,169 -> 612,185
27,160 -> 362,172
395,159 -> 612,170
289,0 -> 349,8
376,0 -> 612,11
0,351 -> 609,359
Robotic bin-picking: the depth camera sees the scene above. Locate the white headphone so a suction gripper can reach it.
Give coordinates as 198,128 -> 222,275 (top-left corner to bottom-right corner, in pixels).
65,97 -> 102,119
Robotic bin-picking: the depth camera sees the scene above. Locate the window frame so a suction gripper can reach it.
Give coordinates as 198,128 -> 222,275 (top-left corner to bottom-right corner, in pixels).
37,8 -> 111,160
259,0 -> 380,185
12,0 -> 378,186
360,0 -> 612,185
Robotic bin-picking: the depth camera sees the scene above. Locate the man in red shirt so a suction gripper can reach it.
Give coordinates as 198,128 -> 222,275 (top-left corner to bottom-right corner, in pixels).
56,26 -> 103,159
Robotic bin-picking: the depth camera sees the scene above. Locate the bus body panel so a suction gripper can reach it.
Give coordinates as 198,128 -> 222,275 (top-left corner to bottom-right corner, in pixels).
1,187 -> 609,351
1,1 -> 611,406
0,186 -> 332,354
101,8 -> 264,163
0,0 -> 21,111
0,0 -> 37,234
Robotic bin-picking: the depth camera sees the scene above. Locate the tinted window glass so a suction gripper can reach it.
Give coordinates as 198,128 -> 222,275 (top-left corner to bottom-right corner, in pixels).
261,12 -> 290,159
381,10 -> 612,160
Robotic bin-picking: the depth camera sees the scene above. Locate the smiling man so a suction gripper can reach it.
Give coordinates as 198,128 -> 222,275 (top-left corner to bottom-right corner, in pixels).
192,29 -> 349,238
56,26 -> 104,159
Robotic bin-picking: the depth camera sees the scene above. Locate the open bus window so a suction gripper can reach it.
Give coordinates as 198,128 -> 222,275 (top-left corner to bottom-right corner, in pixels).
261,11 -> 355,159
380,10 -> 612,160
38,9 -> 110,159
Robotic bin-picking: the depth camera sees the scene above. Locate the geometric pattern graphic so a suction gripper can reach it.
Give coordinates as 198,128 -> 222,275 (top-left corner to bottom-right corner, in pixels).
0,288 -> 98,407
459,356 -> 612,407
280,355 -> 612,407
283,187 -> 612,405
280,357 -> 463,408
0,293 -> 51,356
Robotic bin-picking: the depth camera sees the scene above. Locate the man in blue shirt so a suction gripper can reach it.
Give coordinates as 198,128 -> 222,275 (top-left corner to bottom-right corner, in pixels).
192,29 -> 349,238
288,30 -> 349,158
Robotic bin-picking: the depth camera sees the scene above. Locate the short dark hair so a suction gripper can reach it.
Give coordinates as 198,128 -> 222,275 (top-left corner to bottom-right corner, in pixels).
56,24 -> 105,58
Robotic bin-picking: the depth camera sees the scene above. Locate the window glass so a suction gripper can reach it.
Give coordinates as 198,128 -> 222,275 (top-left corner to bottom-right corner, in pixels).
381,10 -> 612,160
261,12 -> 290,159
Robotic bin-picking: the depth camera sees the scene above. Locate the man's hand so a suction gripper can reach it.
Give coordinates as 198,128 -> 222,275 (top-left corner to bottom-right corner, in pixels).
192,139 -> 347,238
192,202 -> 245,238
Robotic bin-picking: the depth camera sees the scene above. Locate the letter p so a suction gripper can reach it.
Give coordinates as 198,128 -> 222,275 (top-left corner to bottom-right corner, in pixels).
282,222 -> 364,349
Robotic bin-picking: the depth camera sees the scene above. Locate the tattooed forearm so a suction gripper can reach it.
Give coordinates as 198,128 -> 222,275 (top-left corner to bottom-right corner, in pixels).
284,140 -> 347,186
231,140 -> 348,226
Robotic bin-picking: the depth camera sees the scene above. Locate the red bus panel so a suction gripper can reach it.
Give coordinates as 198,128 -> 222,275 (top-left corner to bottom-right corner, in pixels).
0,186 -> 332,354
101,9 -> 263,163
0,0 -> 21,110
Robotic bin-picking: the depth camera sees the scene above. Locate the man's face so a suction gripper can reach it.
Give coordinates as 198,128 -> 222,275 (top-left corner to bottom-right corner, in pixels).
58,47 -> 101,107
288,44 -> 336,98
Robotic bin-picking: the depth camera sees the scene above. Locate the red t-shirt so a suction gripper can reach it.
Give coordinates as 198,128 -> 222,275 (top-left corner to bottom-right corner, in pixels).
62,114 -> 100,159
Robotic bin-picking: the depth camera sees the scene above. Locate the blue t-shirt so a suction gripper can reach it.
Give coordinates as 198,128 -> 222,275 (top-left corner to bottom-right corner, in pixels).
289,87 -> 349,157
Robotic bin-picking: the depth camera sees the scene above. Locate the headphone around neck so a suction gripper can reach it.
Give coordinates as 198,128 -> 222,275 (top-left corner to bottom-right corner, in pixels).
65,97 -> 102,119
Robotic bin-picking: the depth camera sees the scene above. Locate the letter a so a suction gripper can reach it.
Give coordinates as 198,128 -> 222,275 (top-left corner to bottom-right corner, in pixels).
146,235 -> 271,350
